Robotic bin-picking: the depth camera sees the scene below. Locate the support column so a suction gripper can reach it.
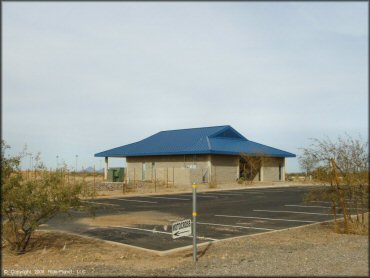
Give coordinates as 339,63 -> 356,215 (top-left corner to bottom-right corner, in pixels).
260,158 -> 264,182
208,154 -> 212,182
282,158 -> 286,181
104,157 -> 108,180
237,157 -> 240,180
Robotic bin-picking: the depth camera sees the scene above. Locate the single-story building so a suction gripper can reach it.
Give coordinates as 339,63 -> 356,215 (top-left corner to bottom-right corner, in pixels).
94,125 -> 295,185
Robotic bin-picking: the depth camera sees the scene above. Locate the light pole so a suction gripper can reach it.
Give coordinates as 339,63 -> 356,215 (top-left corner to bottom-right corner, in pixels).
56,155 -> 59,171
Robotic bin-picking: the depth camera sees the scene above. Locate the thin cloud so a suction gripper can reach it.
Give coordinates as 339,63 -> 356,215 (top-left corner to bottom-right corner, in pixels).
3,2 -> 368,172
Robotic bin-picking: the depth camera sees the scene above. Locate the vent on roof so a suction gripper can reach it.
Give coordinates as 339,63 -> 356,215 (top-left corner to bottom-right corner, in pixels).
212,127 -> 245,139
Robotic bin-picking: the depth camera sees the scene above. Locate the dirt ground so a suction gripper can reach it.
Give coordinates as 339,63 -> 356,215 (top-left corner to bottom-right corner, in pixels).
2,219 -> 368,277
77,211 -> 179,227
4,180 -> 366,276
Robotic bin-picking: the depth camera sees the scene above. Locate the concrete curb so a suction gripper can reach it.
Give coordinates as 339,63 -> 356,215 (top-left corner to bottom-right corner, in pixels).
41,229 -> 165,255
41,217 -> 341,257
154,218 -> 338,256
91,183 -> 319,200
41,229 -> 212,257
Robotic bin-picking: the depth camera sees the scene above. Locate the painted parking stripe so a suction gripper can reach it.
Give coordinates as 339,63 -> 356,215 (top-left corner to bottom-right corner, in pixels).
253,209 -> 339,216
215,214 -> 316,223
197,222 -> 275,231
111,225 -> 217,241
241,191 -> 264,194
113,225 -> 170,235
236,190 -> 284,193
116,198 -> 158,204
247,190 -> 284,193
144,196 -> 190,201
310,200 -> 354,204
286,204 -> 358,210
81,200 -> 120,207
197,195 -> 219,198
285,204 -> 331,209
270,189 -> 306,191
210,193 -> 243,196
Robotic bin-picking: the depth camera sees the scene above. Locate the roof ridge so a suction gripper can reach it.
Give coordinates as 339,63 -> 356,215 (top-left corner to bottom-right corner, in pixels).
210,136 -> 246,141
206,136 -> 212,150
159,125 -> 229,133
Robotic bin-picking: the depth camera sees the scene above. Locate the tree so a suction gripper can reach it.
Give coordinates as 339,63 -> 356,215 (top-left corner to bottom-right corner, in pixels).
1,141 -> 94,254
298,152 -> 316,180
299,134 -> 369,234
239,153 -> 262,184
239,153 -> 277,184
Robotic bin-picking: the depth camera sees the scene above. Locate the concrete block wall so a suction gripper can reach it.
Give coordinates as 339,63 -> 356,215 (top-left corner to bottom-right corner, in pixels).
253,171 -> 261,182
124,154 -> 285,185
126,155 -> 209,185
210,155 -> 239,184
262,157 -> 285,181
189,168 -> 204,184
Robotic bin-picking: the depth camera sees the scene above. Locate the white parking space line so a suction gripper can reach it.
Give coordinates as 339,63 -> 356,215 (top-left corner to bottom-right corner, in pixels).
197,195 -> 219,198
215,214 -> 316,223
210,193 -> 243,196
287,204 -> 359,210
285,204 -> 331,209
241,192 -> 265,194
253,209 -> 338,216
272,189 -> 306,191
116,199 -> 158,204
253,190 -> 284,192
310,200 -> 354,204
111,225 -> 217,241
81,201 -> 120,207
240,190 -> 284,193
197,222 -> 275,231
144,196 -> 190,201
114,225 -> 171,235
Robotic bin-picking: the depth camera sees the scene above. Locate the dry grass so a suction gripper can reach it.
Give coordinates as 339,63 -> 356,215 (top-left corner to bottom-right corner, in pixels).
333,214 -> 369,236
77,211 -> 180,227
208,181 -> 218,189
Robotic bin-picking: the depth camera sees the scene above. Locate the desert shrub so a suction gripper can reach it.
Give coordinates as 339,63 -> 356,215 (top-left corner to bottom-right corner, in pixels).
300,134 -> 369,234
1,141 -> 94,254
208,181 -> 218,188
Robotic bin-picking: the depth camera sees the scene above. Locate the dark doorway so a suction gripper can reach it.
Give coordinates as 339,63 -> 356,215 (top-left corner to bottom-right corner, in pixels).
279,164 -> 282,181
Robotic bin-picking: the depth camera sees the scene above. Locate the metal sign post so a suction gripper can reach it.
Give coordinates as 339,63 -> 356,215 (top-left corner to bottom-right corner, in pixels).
192,183 -> 197,264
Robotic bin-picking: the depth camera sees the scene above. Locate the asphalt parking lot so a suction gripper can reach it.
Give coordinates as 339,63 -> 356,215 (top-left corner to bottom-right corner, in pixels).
42,185 -> 341,252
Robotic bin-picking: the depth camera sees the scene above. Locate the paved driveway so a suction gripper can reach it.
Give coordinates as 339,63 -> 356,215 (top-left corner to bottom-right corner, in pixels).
42,185 -> 338,252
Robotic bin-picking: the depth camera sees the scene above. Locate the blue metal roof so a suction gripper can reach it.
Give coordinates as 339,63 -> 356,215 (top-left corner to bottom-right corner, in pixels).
94,125 -> 295,158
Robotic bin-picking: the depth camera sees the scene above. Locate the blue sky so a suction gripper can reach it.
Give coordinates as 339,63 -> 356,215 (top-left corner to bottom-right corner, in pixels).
3,2 -> 368,172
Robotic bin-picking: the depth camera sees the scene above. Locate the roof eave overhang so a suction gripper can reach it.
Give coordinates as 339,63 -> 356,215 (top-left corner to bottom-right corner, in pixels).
95,151 -> 296,158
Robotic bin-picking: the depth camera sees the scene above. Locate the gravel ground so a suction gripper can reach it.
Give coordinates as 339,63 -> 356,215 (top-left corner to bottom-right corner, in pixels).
2,219 -> 368,277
